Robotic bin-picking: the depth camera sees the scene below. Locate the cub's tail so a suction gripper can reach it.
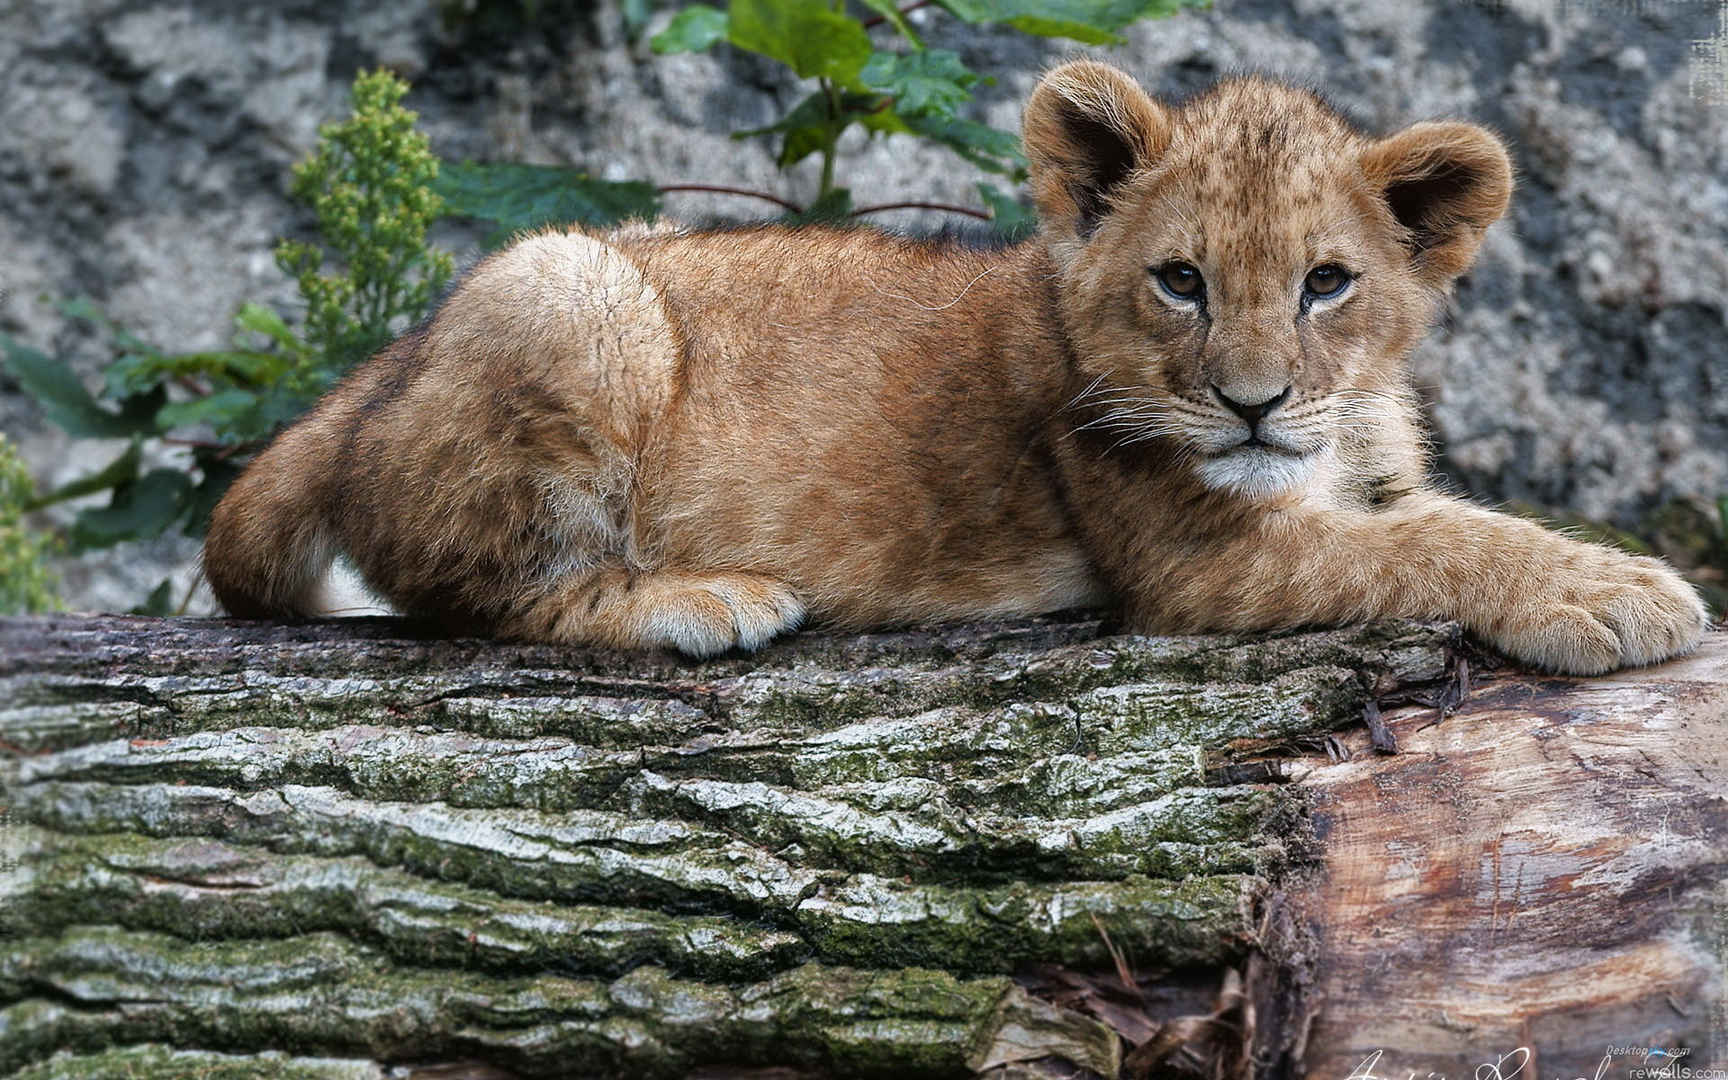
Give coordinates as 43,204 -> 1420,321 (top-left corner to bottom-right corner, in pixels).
202,417 -> 338,618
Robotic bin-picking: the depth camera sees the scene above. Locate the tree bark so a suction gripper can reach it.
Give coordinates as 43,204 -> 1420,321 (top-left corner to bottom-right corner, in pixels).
0,614 -> 1722,1079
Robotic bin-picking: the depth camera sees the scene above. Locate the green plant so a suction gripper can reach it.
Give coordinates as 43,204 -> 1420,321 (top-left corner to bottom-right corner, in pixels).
0,433 -> 61,615
0,69 -> 451,563
433,161 -> 663,247
277,71 -> 455,376
655,0 -> 1200,212
434,0 -> 1205,240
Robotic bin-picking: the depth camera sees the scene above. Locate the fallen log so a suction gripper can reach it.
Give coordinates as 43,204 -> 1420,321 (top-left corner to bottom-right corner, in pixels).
0,614 -> 1721,1079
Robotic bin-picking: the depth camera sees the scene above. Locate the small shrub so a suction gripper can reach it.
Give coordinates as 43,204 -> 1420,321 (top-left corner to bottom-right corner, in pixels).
0,434 -> 61,615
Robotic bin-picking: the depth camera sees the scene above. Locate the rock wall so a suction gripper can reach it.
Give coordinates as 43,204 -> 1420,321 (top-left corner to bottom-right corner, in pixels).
2,0 -> 1725,612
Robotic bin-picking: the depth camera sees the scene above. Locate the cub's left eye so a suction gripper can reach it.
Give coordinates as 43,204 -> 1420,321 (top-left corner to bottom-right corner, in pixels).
1304,264 -> 1352,299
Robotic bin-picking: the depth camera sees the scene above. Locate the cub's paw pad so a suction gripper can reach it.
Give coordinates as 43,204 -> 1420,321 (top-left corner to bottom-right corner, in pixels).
646,576 -> 804,658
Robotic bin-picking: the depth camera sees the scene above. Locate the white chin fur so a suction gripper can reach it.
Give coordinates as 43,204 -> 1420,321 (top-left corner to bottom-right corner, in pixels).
1195,447 -> 1316,498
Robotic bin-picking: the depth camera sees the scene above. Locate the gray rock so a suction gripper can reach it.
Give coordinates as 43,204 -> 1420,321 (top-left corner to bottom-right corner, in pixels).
1,0 -> 1724,613
0,63 -> 127,200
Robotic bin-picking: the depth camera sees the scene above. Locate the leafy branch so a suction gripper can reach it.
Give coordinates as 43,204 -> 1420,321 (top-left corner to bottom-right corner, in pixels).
435,0 -> 1203,243
648,0 -> 1207,219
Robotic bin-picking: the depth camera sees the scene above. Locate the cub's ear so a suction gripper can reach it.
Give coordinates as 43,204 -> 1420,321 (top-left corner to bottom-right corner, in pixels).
1360,122 -> 1514,287
1023,61 -> 1170,240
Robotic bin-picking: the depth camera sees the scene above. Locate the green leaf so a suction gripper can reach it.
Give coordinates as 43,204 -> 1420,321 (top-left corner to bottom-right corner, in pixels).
59,297 -> 157,355
102,353 -> 166,401
901,114 -> 1027,177
88,302 -> 295,403
116,385 -> 169,434
977,182 -> 1038,239
857,107 -> 914,137
156,389 -> 265,433
0,334 -> 149,439
434,162 -> 661,247
857,0 -> 922,44
103,349 -> 285,401
862,50 -> 980,119
651,4 -> 729,52
233,303 -> 308,356
71,468 -> 192,549
188,351 -> 289,387
935,0 -> 1206,44
129,578 -> 176,616
736,92 -> 842,168
783,187 -> 854,223
27,441 -> 142,510
728,0 -> 873,87
737,89 -> 893,168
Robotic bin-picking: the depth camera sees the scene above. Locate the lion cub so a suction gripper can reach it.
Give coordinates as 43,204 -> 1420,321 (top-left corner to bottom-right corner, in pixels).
205,61 -> 1708,675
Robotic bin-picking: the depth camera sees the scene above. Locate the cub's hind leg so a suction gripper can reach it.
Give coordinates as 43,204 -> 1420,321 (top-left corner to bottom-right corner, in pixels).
346,227 -> 803,656
500,567 -> 806,657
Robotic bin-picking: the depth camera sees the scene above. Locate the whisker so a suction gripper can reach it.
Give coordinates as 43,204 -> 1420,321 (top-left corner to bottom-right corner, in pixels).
1062,373 -> 1110,412
872,266 -> 996,311
1070,380 -> 1156,404
1077,391 -> 1168,408
1066,411 -> 1189,439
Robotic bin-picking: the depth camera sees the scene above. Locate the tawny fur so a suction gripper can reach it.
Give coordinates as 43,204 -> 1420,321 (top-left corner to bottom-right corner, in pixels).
204,62 -> 1709,674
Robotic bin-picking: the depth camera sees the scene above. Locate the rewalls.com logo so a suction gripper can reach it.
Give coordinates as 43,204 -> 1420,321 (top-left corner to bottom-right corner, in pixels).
1345,1047 -> 1728,1080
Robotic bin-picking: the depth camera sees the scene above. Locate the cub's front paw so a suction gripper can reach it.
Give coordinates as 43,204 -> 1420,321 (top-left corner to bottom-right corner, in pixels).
642,574 -> 806,658
1487,552 -> 1709,675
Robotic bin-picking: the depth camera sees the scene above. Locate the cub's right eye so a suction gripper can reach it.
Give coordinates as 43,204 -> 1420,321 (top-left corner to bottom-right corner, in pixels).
1152,261 -> 1205,302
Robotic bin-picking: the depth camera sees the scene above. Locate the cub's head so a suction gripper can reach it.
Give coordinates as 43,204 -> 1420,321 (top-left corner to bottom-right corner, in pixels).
1023,61 -> 1512,498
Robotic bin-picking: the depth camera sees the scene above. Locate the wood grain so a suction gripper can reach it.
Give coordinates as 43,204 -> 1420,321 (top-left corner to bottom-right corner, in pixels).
1301,634 -> 1728,1078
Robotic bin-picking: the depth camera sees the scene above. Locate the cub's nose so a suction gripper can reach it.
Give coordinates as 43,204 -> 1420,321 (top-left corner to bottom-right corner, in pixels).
1211,383 -> 1291,431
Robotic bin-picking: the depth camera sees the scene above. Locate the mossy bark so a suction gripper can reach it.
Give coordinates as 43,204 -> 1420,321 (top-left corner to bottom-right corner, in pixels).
11,614 -> 1709,1078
